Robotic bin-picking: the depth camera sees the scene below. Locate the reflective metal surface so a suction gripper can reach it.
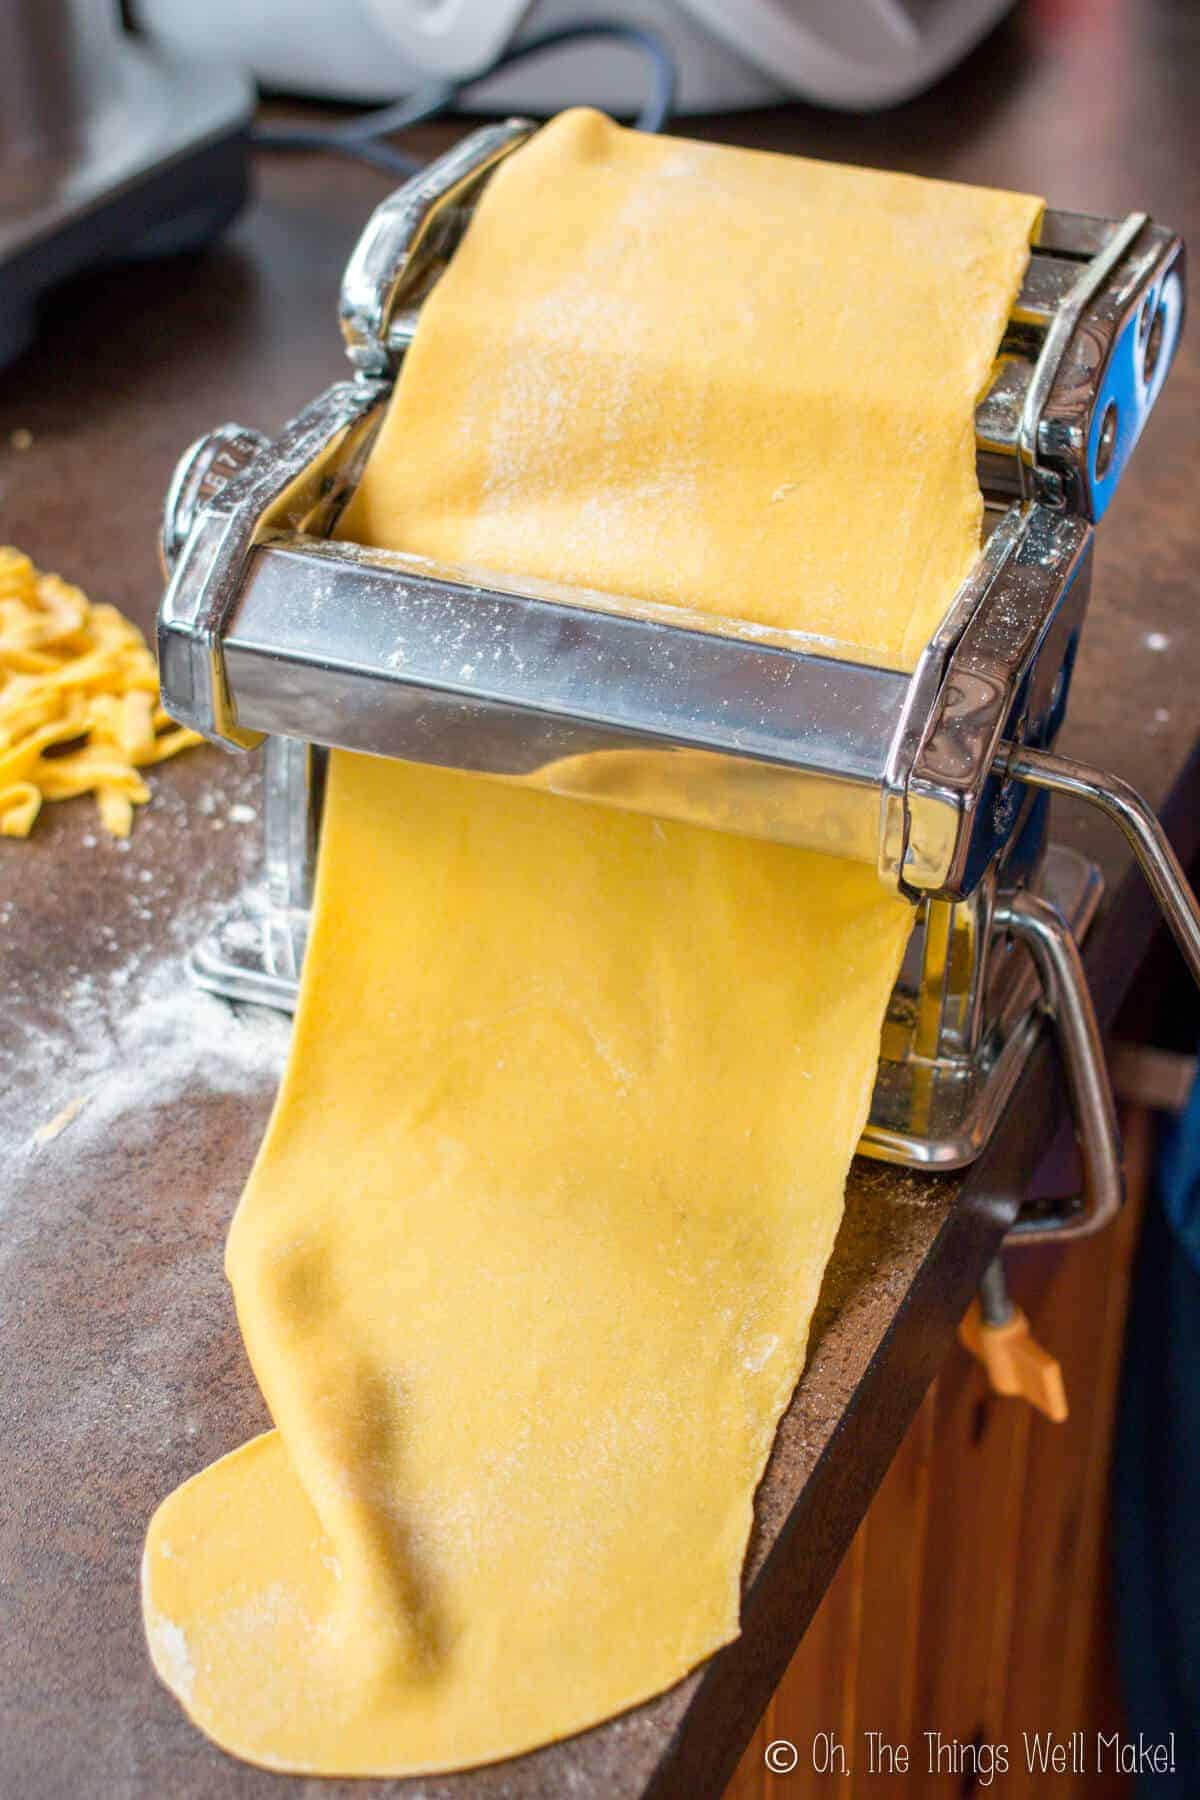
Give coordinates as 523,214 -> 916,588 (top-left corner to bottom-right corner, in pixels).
161,503 -> 1093,898
160,422 -> 268,577
978,1255 -> 1014,1325
1003,742 -> 1200,988
191,736 -> 324,1007
976,215 -> 1185,518
224,531 -> 912,866
903,506 -> 1092,896
878,504 -> 1026,890
1015,210 -> 1147,504
338,118 -> 533,374
157,377 -> 388,746
998,885 -> 1124,1241
863,845 -> 1105,1168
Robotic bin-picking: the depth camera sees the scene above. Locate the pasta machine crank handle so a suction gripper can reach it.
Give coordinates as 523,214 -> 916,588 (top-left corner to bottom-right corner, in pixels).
994,887 -> 1124,1244
1000,742 -> 1200,988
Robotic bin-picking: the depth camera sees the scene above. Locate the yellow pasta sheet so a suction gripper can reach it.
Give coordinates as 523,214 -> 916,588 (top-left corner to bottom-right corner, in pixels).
143,110 -> 1039,1775
340,108 -> 1039,666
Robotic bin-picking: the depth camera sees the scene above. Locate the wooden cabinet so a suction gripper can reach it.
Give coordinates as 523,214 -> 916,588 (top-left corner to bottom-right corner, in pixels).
725,1109 -> 1153,1798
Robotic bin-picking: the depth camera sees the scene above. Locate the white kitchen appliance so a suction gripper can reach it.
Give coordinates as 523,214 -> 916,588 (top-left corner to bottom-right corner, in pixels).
133,0 -> 1014,115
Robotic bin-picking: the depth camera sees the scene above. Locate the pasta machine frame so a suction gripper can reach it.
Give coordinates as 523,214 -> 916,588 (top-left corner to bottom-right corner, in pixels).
157,121 -> 1196,1242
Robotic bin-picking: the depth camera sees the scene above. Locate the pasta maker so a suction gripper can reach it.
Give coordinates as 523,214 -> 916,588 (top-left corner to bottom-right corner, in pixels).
157,122 -> 1196,1241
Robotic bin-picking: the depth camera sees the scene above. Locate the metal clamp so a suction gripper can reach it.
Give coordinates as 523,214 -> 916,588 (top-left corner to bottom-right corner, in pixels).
1001,742 -> 1200,988
997,886 -> 1124,1242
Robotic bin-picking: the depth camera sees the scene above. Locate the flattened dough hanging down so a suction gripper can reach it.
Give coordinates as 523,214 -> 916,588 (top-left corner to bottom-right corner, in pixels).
143,110 -> 1040,1775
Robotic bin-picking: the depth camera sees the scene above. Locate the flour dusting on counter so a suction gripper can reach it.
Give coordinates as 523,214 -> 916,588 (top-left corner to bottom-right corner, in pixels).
6,940 -> 290,1167
1,752 -> 292,1179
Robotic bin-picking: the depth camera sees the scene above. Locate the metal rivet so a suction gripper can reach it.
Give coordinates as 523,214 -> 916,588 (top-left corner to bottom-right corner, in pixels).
1143,306 -> 1164,385
1095,400 -> 1118,479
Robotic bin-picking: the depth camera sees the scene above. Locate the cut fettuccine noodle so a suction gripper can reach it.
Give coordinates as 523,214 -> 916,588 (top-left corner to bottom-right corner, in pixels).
0,546 -> 201,837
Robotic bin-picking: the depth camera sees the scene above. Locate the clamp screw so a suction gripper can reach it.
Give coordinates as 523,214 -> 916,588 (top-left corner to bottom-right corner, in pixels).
160,424 -> 269,577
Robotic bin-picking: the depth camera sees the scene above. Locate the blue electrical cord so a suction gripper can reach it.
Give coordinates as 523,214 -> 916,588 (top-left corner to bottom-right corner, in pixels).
251,16 -> 678,175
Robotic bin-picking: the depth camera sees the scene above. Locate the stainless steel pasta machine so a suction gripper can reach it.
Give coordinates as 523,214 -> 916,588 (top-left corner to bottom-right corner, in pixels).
157,121 -> 1195,1241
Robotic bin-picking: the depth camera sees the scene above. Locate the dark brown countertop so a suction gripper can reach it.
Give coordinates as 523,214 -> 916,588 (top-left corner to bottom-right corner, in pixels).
2,3 -> 1199,1795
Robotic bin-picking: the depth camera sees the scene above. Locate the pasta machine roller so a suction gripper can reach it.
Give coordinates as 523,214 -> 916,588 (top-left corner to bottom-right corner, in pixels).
157,121 -> 1196,1240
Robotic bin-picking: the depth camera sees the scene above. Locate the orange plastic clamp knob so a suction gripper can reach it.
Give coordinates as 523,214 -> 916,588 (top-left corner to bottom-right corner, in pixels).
958,1299 -> 1069,1423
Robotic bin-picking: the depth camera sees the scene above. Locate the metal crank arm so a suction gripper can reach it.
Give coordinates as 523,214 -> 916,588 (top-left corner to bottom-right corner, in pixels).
1001,742 -> 1200,988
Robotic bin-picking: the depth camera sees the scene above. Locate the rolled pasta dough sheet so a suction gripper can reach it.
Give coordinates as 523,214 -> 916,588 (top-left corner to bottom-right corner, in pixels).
143,110 -> 1040,1776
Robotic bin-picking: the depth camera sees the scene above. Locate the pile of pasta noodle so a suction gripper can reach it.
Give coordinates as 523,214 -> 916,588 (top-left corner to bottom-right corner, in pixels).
0,545 -> 201,838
